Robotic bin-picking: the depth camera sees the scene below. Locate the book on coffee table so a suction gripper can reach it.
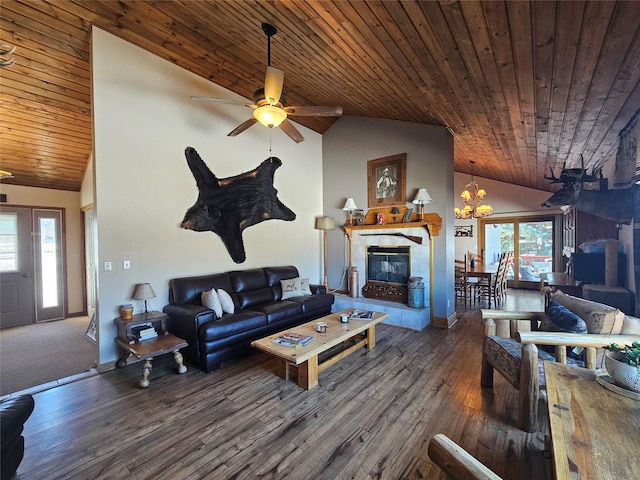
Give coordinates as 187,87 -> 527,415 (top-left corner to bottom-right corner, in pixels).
273,332 -> 314,348
349,309 -> 375,320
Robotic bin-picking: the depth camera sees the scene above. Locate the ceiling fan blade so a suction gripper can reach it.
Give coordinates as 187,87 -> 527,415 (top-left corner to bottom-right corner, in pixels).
264,66 -> 284,105
283,105 -> 343,117
279,119 -> 305,143
228,117 -> 258,137
191,96 -> 254,107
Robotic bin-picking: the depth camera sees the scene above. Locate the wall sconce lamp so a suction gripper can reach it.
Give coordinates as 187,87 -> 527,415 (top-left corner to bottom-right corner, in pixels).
412,188 -> 433,219
342,198 -> 358,225
315,216 -> 335,289
133,283 -> 156,313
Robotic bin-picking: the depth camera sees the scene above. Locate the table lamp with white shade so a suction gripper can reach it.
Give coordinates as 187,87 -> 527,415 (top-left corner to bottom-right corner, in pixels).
342,198 -> 358,226
412,188 -> 433,220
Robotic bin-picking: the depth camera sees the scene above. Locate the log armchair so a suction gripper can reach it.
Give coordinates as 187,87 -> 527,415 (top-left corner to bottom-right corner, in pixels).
480,308 -> 639,432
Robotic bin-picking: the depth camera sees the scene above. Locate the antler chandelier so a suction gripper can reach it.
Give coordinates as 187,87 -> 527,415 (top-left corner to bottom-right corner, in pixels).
454,161 -> 493,219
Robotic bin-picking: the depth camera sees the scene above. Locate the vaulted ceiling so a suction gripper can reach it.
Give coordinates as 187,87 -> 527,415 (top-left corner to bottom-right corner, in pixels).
1,1 -> 639,192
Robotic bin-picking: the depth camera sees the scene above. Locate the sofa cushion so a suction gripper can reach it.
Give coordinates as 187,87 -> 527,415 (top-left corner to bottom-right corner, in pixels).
229,268 -> 275,308
264,266 -> 300,300
201,288 -> 222,318
281,277 -> 302,300
551,291 -> 624,335
290,293 -> 334,315
200,310 -> 268,341
169,272 -> 233,305
248,301 -> 303,325
217,289 -> 235,314
485,336 -> 581,391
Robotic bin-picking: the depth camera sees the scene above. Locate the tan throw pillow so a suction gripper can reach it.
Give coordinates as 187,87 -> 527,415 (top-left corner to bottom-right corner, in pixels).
551,291 -> 625,368
201,288 -> 222,318
217,289 -> 235,314
551,291 -> 624,335
621,315 -> 640,335
300,278 -> 312,296
281,277 -> 302,300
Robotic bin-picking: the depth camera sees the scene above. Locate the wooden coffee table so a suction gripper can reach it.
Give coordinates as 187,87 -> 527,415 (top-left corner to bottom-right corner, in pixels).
251,309 -> 388,389
544,361 -> 640,479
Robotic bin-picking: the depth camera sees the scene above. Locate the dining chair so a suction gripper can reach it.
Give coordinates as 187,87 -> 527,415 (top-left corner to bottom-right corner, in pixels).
455,257 -> 470,307
474,251 -> 512,308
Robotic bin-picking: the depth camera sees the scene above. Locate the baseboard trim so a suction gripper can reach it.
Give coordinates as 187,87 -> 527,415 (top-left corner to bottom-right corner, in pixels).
432,312 -> 458,329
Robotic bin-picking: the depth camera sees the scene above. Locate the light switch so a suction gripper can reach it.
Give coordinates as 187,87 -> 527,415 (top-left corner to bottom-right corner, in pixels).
104,261 -> 112,272
123,260 -> 131,270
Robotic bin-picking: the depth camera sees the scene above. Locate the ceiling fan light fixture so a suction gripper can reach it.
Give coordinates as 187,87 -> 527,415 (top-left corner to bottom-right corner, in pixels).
253,104 -> 287,128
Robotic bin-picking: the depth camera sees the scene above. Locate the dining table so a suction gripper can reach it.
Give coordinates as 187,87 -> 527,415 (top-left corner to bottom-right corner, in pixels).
464,264 -> 497,308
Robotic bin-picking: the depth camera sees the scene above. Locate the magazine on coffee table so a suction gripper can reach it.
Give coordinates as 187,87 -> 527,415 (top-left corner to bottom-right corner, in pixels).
349,309 -> 375,320
273,332 -> 314,348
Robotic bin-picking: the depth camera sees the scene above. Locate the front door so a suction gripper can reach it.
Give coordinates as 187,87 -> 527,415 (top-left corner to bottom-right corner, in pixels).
0,207 -> 34,327
34,209 -> 65,322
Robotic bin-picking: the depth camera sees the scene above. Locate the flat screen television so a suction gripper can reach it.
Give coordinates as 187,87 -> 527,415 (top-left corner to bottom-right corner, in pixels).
571,252 -> 626,286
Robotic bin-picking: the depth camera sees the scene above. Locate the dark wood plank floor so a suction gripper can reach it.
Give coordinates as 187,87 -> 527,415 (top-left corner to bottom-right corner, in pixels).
19,291 -> 549,479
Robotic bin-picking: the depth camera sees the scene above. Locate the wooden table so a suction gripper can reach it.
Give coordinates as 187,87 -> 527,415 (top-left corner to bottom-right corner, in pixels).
115,311 -> 188,388
540,272 -> 582,298
464,264 -> 497,308
251,309 -> 388,390
544,361 -> 640,480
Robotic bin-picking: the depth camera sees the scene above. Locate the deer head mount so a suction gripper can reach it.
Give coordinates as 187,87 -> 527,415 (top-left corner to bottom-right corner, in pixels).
541,155 -> 633,224
543,155 -> 603,185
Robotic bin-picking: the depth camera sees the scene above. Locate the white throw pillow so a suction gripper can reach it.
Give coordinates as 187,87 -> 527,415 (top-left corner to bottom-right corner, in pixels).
281,277 -> 302,300
201,288 -> 223,318
300,278 -> 312,296
217,289 -> 235,314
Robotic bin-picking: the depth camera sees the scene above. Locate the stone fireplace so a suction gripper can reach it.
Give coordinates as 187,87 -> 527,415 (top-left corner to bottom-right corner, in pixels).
337,214 -> 441,331
351,226 -> 430,303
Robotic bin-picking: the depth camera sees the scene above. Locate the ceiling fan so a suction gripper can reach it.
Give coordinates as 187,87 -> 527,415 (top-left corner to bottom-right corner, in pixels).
191,23 -> 343,143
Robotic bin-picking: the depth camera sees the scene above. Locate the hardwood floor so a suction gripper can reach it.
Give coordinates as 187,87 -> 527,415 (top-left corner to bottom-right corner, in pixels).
19,290 -> 549,479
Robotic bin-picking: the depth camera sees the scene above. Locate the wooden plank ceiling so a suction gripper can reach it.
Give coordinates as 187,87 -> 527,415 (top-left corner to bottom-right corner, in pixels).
1,1 -> 639,192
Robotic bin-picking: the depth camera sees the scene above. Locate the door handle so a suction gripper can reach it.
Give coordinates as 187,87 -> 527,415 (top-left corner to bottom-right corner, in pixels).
22,273 -> 31,278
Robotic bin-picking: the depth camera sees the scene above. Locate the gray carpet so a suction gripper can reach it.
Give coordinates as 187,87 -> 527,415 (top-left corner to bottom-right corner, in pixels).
0,316 -> 97,396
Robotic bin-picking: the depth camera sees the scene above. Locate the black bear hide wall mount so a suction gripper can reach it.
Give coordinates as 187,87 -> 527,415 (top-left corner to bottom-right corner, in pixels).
180,147 -> 296,263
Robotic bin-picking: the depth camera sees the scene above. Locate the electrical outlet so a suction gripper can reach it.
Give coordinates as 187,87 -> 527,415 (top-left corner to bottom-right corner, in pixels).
104,261 -> 112,272
123,260 -> 131,270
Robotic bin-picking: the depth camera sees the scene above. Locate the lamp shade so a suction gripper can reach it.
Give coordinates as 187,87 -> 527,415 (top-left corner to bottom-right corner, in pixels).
342,198 -> 358,211
252,105 -> 287,128
315,216 -> 336,231
133,283 -> 156,300
412,188 -> 433,205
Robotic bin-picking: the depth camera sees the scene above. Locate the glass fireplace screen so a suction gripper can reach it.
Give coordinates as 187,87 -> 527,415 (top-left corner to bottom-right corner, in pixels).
366,245 -> 411,284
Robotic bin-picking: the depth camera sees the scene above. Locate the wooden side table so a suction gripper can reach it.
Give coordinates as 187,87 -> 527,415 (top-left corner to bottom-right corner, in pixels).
114,311 -> 188,388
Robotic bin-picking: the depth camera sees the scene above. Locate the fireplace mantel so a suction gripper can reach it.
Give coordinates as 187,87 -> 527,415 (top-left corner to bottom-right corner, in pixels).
343,212 -> 442,239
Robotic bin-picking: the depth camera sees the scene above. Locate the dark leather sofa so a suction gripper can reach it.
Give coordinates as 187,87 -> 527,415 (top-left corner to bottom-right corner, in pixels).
164,266 -> 334,372
0,394 -> 35,480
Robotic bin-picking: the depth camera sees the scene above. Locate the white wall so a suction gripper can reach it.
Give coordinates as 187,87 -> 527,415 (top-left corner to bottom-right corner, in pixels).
322,116 -> 455,320
92,28 -> 323,366
453,172 -> 559,259
0,184 -> 85,315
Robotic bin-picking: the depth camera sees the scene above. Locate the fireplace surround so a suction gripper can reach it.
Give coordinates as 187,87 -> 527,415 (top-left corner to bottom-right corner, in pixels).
341,212 -> 441,330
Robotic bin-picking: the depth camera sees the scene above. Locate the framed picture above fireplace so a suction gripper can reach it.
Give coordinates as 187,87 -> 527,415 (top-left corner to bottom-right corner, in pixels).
367,153 -> 406,208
